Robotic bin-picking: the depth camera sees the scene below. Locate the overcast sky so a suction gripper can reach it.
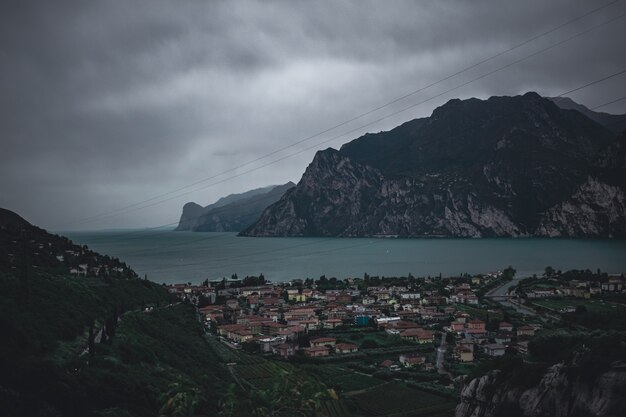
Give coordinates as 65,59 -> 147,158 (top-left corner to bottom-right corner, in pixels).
1,0 -> 625,230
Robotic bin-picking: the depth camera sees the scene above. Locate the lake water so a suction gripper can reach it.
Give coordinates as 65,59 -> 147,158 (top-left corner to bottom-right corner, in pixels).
61,231 -> 626,285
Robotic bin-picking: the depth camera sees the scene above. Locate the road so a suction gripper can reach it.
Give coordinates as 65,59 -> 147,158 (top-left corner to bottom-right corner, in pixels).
436,333 -> 451,377
485,277 -> 538,316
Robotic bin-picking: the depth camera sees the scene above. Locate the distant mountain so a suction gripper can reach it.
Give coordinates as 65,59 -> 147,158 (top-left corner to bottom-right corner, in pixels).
242,92 -> 626,237
176,182 -> 295,232
549,96 -> 626,134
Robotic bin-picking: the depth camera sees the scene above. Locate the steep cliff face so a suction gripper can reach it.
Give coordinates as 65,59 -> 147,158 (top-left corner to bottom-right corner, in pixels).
242,93 -> 626,237
176,182 -> 295,232
456,363 -> 626,417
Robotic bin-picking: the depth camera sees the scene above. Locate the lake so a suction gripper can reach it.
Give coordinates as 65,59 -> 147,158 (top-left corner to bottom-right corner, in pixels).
60,231 -> 626,284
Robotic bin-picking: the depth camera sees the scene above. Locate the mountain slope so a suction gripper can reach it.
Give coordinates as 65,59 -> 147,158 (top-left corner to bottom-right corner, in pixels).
549,96 -> 626,134
176,182 -> 295,232
242,93 -> 626,237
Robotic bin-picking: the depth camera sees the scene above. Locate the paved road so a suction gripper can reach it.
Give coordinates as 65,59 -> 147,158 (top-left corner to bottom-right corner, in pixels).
436,333 -> 451,377
485,277 -> 538,316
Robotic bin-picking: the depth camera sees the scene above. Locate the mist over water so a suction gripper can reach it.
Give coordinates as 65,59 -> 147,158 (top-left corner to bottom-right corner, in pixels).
60,231 -> 626,284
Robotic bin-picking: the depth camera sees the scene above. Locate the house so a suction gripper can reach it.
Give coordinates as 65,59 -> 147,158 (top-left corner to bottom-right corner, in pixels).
399,353 -> 426,367
498,322 -> 513,332
380,359 -> 394,368
310,337 -> 336,348
323,318 -> 343,329
601,279 -> 624,292
466,320 -> 486,331
494,331 -> 513,344
517,326 -> 536,337
259,337 -> 285,353
272,343 -> 295,358
335,343 -> 359,354
455,346 -> 474,362
336,293 -> 352,304
483,343 -> 506,357
277,325 -> 303,341
229,328 -> 255,343
303,346 -> 330,357
400,292 -> 421,300
450,321 -> 465,333
400,328 -> 434,344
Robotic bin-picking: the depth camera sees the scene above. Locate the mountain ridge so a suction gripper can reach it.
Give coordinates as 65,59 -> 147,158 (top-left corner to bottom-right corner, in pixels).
242,93 -> 626,238
176,182 -> 295,232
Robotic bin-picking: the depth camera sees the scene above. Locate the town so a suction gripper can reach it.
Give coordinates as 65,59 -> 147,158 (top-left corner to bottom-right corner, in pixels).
164,267 -> 625,415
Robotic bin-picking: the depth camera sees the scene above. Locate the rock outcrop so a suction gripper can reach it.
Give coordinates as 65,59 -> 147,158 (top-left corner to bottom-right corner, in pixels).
456,362 -> 626,417
176,182 -> 295,232
242,93 -> 626,237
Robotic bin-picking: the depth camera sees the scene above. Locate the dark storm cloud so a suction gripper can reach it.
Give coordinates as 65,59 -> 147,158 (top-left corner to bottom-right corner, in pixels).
1,0 -> 625,229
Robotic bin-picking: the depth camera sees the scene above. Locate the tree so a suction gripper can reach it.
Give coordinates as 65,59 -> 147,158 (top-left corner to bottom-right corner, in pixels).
544,266 -> 555,278
502,266 -> 516,281
361,339 -> 379,349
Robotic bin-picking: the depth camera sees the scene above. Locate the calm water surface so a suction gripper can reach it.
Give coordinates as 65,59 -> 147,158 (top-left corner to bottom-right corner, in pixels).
62,231 -> 626,284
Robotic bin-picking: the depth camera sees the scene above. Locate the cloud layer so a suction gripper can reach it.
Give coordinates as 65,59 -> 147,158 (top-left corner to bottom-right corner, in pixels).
1,0 -> 625,229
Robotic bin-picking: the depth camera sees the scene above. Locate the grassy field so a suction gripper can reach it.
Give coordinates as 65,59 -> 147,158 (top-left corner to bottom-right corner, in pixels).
204,335 -> 353,417
302,364 -> 384,392
327,330 -> 410,348
533,298 -> 625,313
346,381 -> 456,417
454,304 -> 503,321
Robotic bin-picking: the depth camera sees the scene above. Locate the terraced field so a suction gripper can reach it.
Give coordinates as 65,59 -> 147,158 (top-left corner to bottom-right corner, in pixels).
303,364 -> 384,392
347,381 -> 456,417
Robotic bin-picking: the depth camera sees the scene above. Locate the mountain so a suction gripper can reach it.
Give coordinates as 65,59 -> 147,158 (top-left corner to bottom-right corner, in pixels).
0,208 -> 219,417
242,92 -> 626,237
176,182 -> 295,232
0,207 -> 136,274
549,96 -> 626,134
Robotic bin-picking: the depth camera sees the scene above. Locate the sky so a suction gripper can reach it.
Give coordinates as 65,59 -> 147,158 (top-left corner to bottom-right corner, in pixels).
1,0 -> 626,231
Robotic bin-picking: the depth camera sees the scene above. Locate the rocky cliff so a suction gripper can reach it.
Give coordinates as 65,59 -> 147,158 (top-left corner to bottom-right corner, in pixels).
176,182 -> 295,232
456,362 -> 626,417
242,93 -> 626,237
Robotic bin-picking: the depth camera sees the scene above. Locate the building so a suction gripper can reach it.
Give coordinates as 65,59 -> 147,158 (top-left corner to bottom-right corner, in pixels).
272,343 -> 295,358
323,318 -> 343,329
498,322 -> 513,332
303,346 -> 330,357
483,343 -> 506,357
516,326 -> 536,337
399,353 -> 426,367
455,346 -> 474,362
400,328 -> 434,344
310,337 -> 337,348
335,343 -> 359,354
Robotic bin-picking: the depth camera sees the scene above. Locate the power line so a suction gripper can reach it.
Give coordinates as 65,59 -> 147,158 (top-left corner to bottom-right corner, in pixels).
72,0 -> 622,227
591,95 -> 626,110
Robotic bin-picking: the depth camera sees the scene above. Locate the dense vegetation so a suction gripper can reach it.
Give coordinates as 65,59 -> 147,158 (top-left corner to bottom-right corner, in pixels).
0,268 -> 193,416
